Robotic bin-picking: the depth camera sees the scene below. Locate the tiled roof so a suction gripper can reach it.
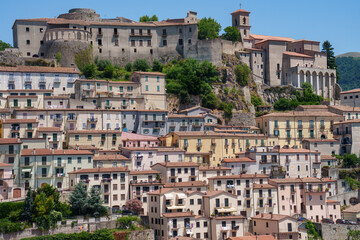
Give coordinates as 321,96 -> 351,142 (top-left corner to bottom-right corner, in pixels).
333,119 -> 360,125
297,105 -> 328,109
162,212 -> 195,218
121,132 -> 159,141
93,155 -> 129,161
228,236 -> 276,240
284,52 -> 313,58
69,145 -> 100,150
199,166 -> 231,171
152,162 -> 199,167
130,170 -> 160,175
253,183 -> 276,189
172,131 -> 266,138
258,111 -> 342,118
7,95 -> 38,98
328,105 -> 360,112
269,177 -> 335,184
250,34 -> 294,42
21,149 -> 93,156
0,138 -> 22,145
222,158 -> 255,163
37,127 -> 62,132
0,163 -> 13,167
69,167 -> 129,174
167,114 -> 205,119
212,215 -> 245,220
231,9 -> 251,14
67,130 -> 121,134
122,147 -> 185,152
321,155 -> 337,160
164,181 -> 207,188
252,213 -> 294,221
327,200 -> 340,203
179,106 -> 212,113
277,148 -> 319,154
208,174 -> 268,180
341,88 -> 360,94
0,66 -> 79,74
203,190 -> 234,198
148,188 -> 179,195
44,96 -> 70,99
343,203 -> 360,213
3,119 -> 38,124
132,71 -> 166,76
302,138 -> 339,143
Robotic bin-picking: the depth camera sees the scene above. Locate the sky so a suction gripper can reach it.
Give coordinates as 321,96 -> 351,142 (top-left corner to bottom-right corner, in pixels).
1,0 -> 359,55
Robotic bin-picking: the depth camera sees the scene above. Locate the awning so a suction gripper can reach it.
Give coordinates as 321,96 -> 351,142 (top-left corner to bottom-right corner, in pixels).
164,193 -> 174,200
22,169 -> 32,172
217,207 -> 237,213
177,193 -> 187,199
166,206 -> 185,210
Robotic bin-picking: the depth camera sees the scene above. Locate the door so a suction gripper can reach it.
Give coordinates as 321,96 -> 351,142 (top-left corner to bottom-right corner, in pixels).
13,188 -> 21,198
294,206 -> 297,213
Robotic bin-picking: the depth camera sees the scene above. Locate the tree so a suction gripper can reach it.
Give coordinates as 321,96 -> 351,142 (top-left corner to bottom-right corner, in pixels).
69,183 -> 88,216
118,216 -> 141,230
82,64 -> 97,78
218,102 -> 234,121
345,176 -> 360,190
139,15 -> 158,22
124,199 -> 143,215
342,153 -> 360,168
21,188 -> 35,222
96,58 -> 112,71
305,220 -> 320,240
201,92 -> 218,110
55,52 -> 62,64
152,60 -> 163,72
198,17 -> 221,40
322,41 -> 337,70
223,26 -> 241,42
74,48 -> 93,71
103,64 -> 115,78
0,40 -> 11,51
87,187 -> 108,217
125,62 -> 132,72
235,63 -> 251,86
274,98 -> 299,111
348,230 -> 360,240
33,192 -> 62,230
251,93 -> 263,109
133,59 -> 150,72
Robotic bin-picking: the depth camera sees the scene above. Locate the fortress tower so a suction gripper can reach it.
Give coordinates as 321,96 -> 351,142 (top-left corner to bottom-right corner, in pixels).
231,9 -> 251,41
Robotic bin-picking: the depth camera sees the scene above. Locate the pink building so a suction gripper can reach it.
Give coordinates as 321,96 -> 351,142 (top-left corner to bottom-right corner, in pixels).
0,163 -> 24,201
121,132 -> 159,148
269,178 -> 340,223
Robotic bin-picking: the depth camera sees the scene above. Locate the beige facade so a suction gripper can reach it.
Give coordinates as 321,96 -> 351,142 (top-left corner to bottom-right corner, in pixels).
67,130 -> 121,150
68,167 -> 130,211
151,162 -> 199,183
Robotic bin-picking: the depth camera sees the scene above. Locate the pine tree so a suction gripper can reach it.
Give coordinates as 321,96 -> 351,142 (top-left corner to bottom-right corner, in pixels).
21,187 -> 35,221
69,183 -> 88,216
322,40 -> 339,80
87,187 -> 107,217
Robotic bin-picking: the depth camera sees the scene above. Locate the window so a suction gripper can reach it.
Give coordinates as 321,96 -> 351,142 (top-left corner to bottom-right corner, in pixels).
131,40 -> 135,47
163,40 -> 167,46
26,40 -> 30,45
145,85 -> 149,91
26,27 -> 30,32
87,135 -> 92,140
178,39 -> 183,45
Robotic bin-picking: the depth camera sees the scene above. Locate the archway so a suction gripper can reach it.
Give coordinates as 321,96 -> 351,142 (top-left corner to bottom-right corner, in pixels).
312,72 -> 317,93
305,71 -> 311,84
299,71 -> 305,87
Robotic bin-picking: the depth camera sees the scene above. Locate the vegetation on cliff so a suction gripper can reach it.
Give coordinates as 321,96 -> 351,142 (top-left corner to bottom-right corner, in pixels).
337,56 -> 360,90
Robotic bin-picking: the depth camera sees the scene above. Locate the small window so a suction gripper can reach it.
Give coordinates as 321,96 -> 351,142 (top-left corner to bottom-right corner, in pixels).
26,40 -> 30,45
163,40 -> 167,46
26,27 -> 30,32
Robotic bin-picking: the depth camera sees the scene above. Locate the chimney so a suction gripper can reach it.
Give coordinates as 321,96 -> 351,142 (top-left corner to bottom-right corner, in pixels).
51,148 -> 54,154
32,148 -> 36,155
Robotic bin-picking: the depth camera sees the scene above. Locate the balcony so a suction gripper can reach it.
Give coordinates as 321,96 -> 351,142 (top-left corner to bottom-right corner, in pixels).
20,162 -> 33,167
87,118 -> 98,122
101,178 -> 112,182
39,162 -> 51,167
197,143 -> 202,147
291,189 -> 296,194
226,184 -> 235,189
192,123 -> 202,128
286,125 -> 291,129
8,77 -> 14,82
224,143 -> 229,148
54,78 -> 61,83
25,104 -> 34,109
80,179 -> 90,184
320,125 -> 325,129
55,163 -> 66,168
129,33 -> 152,37
56,173 -> 65,178
298,125 -> 303,129
39,174 -> 51,178
54,117 -> 63,123
245,194 -> 251,199
67,116 -> 77,121
231,225 -> 240,231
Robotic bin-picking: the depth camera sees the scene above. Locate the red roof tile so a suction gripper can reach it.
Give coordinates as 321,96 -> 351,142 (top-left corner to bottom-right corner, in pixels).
0,138 -> 22,145
69,167 -> 129,174
3,119 -> 38,124
21,149 -> 93,156
0,66 -> 79,74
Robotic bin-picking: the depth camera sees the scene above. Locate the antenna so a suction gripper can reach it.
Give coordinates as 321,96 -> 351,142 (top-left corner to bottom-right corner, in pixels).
240,3 -> 242,9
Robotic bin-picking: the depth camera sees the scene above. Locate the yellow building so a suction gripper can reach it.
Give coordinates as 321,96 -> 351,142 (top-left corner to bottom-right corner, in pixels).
256,111 -> 344,147
162,131 -> 277,167
66,130 -> 121,150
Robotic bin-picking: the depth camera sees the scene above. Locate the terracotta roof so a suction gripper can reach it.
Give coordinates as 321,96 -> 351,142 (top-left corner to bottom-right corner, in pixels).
21,149 -> 93,156
69,167 -> 129,174
277,148 -> 319,154
253,183 -> 276,189
0,163 -> 13,167
343,203 -> 360,213
222,158 -> 255,163
328,105 -> 360,112
245,48 -> 265,51
132,71 -> 165,76
203,190 -> 235,198
327,200 -> 340,203
164,181 -> 207,188
167,114 -> 205,119
121,132 -> 159,141
212,215 -> 245,220
186,191 -> 204,196
152,162 -> 199,167
321,155 -> 337,160
93,155 -> 129,161
130,170 -> 160,175
0,138 -> 22,144
121,147 -> 185,152
67,130 -> 121,134
0,66 -> 79,74
292,39 -> 320,44
284,52 -> 313,58
0,109 -> 11,113
252,213 -> 294,221
44,96 -> 70,99
162,212 -> 194,218
37,127 -> 62,132
231,9 -> 251,14
258,111 -> 342,118
341,88 -> 360,94
148,188 -> 179,195
250,34 -> 294,42
199,166 -> 231,171
333,119 -> 360,125
208,174 -> 268,180
179,106 -> 212,113
297,105 -> 328,109
229,235 -> 276,240
172,131 -> 266,138
3,119 -> 38,124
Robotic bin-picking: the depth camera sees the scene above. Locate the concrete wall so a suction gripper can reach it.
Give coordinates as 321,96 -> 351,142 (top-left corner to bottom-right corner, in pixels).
321,223 -> 360,240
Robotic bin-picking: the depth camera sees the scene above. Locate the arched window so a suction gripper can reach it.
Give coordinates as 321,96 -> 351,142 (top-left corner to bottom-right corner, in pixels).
243,17 -> 246,25
235,18 -> 238,26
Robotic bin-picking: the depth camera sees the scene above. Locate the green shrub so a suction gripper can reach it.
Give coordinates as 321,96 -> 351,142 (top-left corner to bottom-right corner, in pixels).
133,59 -> 150,72
251,93 -> 263,109
55,52 -> 62,64
218,101 -> 234,120
81,64 -> 97,79
201,92 -> 218,110
96,59 -> 112,71
152,60 -> 163,72
235,63 -> 251,86
0,218 -> 25,233
125,62 -> 132,72
118,216 -> 141,230
223,26 -> 241,42
0,201 -> 24,219
22,229 -> 114,240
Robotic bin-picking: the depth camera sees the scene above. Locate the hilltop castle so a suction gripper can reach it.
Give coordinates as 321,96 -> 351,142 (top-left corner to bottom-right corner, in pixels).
12,8 -> 339,100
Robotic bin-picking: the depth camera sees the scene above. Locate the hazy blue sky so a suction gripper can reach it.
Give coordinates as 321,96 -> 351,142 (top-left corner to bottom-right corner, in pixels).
1,0 -> 359,55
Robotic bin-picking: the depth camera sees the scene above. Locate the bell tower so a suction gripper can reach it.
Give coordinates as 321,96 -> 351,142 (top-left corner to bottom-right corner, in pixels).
231,8 -> 251,41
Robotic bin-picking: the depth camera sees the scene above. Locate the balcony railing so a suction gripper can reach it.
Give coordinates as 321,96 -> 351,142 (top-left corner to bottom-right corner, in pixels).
87,118 -> 98,122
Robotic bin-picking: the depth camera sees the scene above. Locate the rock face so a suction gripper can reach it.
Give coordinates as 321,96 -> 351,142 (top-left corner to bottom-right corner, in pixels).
261,85 -> 298,105
0,49 -> 23,66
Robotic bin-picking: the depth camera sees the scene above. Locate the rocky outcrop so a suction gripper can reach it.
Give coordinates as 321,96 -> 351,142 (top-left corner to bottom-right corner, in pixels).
0,49 -> 23,66
261,85 -> 298,105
